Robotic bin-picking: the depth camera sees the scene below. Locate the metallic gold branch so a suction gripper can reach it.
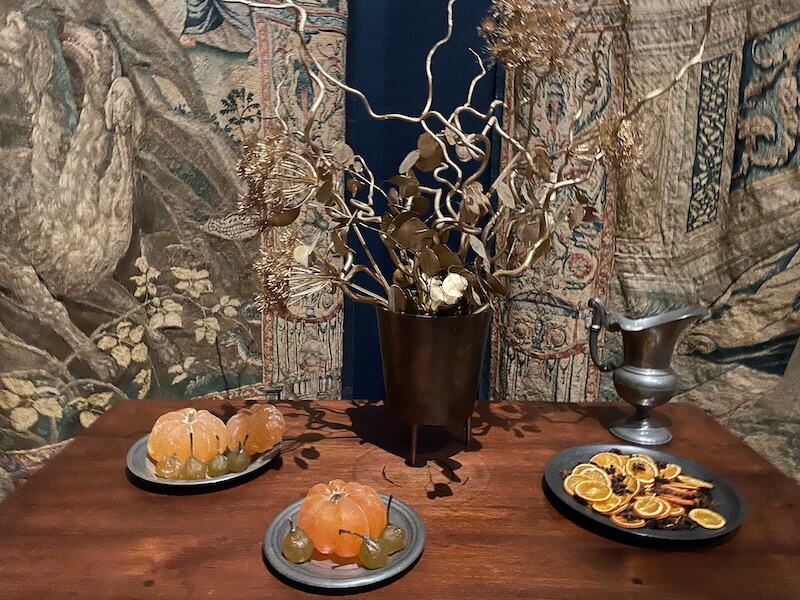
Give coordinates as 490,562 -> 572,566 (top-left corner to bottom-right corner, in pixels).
231,0 -> 714,317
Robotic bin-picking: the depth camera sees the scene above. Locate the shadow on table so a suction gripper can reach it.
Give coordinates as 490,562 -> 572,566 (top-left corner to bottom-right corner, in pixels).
261,545 -> 423,596
469,401 -> 673,441
346,401 -> 483,466
125,455 -> 284,496
541,478 -> 739,551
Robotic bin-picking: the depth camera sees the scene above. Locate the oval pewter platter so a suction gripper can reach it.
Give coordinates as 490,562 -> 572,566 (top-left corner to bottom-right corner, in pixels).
263,493 -> 425,589
543,443 -> 745,542
126,434 -> 280,487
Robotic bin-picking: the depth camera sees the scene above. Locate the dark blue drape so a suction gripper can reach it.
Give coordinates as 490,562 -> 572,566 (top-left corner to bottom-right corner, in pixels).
342,0 -> 501,400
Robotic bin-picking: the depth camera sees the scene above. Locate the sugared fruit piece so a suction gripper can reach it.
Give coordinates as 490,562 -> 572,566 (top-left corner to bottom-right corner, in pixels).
339,529 -> 387,570
282,520 -> 314,564
227,403 -> 285,455
227,446 -> 252,473
181,455 -> 206,480
207,452 -> 229,477
155,454 -> 183,479
148,407 -> 227,464
298,480 -> 387,558
378,496 -> 406,555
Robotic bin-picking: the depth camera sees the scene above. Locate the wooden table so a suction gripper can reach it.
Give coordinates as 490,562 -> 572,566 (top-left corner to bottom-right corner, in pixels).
2,399 -> 799,599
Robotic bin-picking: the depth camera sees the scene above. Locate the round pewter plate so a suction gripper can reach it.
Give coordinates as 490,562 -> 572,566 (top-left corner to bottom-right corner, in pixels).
126,434 -> 280,487
263,494 -> 425,589
543,443 -> 745,542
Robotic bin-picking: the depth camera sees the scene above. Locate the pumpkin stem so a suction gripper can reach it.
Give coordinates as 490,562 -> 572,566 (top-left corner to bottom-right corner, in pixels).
386,495 -> 394,523
330,492 -> 343,502
338,529 -> 365,541
288,519 -> 296,533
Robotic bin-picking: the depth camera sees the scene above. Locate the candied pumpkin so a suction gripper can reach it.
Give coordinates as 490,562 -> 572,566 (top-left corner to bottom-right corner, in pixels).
147,407 -> 226,464
297,480 -> 387,558
226,403 -> 285,455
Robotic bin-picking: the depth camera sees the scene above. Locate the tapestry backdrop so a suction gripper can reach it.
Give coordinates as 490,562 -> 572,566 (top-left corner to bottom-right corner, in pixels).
607,0 -> 799,475
0,0 -> 346,499
491,0 -> 624,403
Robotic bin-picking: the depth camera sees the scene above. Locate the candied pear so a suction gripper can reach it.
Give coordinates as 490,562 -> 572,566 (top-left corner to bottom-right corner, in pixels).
181,455 -> 206,480
378,496 -> 406,554
339,529 -> 387,570
282,520 -> 314,564
228,446 -> 252,473
155,454 -> 183,479
207,452 -> 229,477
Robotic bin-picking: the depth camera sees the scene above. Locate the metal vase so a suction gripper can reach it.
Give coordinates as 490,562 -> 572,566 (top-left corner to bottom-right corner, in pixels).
375,307 -> 491,466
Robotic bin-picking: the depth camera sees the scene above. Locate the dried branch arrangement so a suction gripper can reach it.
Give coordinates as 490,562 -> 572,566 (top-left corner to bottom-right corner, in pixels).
230,0 -> 712,316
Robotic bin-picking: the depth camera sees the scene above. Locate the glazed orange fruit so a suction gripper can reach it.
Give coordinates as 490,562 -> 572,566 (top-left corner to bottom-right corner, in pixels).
147,408 -> 227,464
297,480 -> 387,558
226,403 -> 286,455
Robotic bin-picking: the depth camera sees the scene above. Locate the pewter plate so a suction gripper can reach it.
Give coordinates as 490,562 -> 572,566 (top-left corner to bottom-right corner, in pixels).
126,434 -> 280,487
263,494 -> 425,589
543,443 -> 745,542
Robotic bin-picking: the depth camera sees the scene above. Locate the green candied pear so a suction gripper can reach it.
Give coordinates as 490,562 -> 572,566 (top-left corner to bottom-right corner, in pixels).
180,455 -> 206,480
282,520 -> 314,564
154,454 -> 182,479
339,529 -> 388,570
378,496 -> 406,555
206,452 -> 229,477
227,445 -> 252,473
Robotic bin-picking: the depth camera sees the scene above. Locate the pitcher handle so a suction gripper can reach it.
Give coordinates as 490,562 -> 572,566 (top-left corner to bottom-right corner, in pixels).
588,297 -> 616,373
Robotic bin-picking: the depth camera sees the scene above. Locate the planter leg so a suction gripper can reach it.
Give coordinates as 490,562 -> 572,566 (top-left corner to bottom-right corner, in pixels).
409,424 -> 419,467
464,416 -> 472,448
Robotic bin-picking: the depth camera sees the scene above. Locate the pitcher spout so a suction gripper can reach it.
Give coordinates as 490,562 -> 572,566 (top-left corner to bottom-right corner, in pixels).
618,305 -> 708,371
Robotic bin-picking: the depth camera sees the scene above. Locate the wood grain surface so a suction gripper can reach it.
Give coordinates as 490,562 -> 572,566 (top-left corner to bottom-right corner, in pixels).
1,399 -> 798,599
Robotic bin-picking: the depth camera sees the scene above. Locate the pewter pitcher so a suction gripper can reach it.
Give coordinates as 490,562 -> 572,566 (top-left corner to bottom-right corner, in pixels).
588,298 -> 708,445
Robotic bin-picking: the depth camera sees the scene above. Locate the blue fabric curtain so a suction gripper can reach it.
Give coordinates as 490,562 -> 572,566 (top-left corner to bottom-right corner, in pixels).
342,0 -> 501,400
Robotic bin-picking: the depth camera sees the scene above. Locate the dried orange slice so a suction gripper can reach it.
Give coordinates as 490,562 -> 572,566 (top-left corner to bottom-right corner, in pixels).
574,479 -> 612,503
632,496 -> 664,518
677,475 -> 714,489
659,463 -> 681,480
572,463 -> 600,475
668,504 -> 686,517
655,501 -> 673,519
590,452 -> 623,470
622,475 -> 641,495
591,495 -> 622,514
660,494 -> 698,507
660,483 -> 695,496
563,473 -> 587,496
581,467 -> 612,486
632,453 -> 658,468
611,514 -> 646,529
625,458 -> 657,483
688,508 -> 726,529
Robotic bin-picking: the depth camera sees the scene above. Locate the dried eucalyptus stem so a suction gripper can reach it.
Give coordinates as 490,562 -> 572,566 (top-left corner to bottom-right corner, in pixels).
228,0 -> 714,316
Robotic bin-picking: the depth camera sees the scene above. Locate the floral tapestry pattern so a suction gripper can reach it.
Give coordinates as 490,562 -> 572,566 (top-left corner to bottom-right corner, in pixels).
491,1 -> 624,402
0,0 -> 346,500
255,4 -> 347,400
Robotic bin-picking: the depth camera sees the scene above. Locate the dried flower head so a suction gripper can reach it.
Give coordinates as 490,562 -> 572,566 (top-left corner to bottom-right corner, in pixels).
481,0 -> 574,73
237,127 -> 318,231
596,112 -> 644,172
253,232 -> 294,315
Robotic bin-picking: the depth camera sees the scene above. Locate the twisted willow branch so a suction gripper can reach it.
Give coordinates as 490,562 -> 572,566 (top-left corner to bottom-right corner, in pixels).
231,0 -> 715,314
